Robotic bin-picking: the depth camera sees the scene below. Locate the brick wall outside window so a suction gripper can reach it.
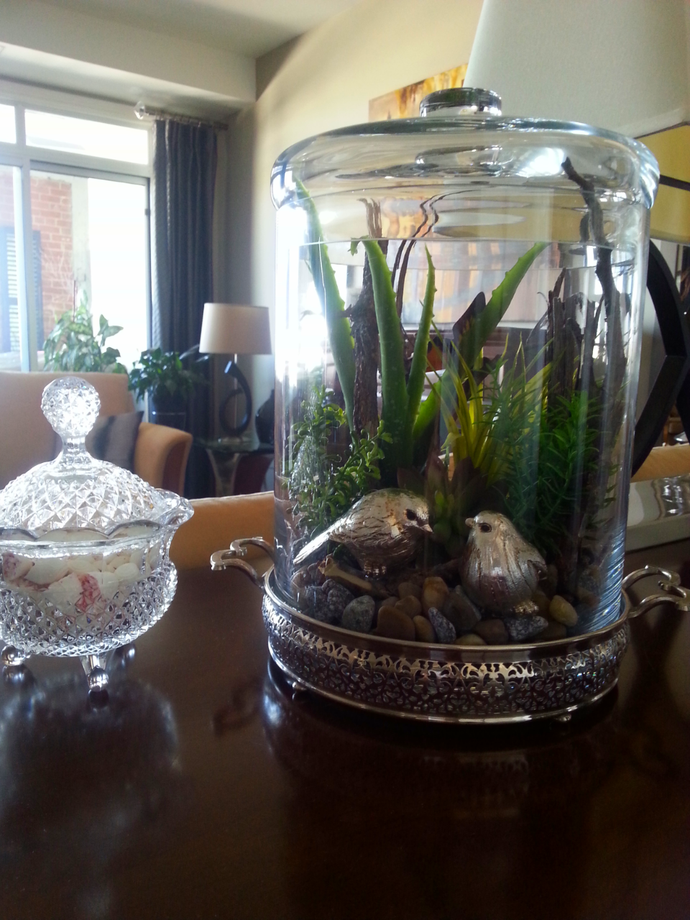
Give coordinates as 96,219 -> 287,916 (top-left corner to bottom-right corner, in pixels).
0,172 -> 74,338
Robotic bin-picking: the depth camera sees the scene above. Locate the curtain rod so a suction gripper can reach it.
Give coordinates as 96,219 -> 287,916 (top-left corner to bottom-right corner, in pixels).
134,102 -> 229,131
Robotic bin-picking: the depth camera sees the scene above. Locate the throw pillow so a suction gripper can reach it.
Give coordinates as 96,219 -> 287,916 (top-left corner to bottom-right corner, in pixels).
85,411 -> 143,471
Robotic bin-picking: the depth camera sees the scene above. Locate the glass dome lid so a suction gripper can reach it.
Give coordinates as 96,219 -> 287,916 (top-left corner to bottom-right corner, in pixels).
270,93 -> 659,211
0,377 -> 186,541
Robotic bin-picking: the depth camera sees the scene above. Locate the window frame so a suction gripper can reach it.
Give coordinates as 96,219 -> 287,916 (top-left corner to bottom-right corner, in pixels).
0,82 -> 153,371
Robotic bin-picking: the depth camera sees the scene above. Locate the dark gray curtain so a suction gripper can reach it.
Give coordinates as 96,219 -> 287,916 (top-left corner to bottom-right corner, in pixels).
151,118 -> 218,496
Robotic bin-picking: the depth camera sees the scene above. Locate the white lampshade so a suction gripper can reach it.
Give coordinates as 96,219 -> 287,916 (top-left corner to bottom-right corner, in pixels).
465,0 -> 689,135
199,303 -> 272,356
464,0 -> 690,242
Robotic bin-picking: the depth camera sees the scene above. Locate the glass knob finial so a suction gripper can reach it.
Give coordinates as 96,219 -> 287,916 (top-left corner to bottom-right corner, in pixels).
41,376 -> 100,440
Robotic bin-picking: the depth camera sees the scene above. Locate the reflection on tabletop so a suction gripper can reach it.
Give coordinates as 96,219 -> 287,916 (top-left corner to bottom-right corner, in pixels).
0,666 -> 188,919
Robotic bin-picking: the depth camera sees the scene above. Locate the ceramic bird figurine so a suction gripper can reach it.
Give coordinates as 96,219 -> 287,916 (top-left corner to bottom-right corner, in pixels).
460,511 -> 546,614
294,489 -> 432,577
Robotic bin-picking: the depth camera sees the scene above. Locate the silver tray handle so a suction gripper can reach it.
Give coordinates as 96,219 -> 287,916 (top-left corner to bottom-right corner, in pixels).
622,566 -> 690,619
210,537 -> 275,589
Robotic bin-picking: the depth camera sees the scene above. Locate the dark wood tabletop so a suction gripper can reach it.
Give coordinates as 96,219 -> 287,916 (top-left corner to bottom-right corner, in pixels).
1,542 -> 689,920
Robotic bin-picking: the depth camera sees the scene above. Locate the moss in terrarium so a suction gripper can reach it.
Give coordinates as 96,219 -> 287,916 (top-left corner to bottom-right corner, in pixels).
288,386 -> 391,538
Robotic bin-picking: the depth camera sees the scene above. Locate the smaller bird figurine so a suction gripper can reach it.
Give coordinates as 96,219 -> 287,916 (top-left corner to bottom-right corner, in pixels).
294,489 -> 432,577
460,511 -> 546,615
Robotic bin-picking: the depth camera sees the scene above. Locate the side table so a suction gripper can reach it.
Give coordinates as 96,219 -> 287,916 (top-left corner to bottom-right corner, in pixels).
196,435 -> 273,496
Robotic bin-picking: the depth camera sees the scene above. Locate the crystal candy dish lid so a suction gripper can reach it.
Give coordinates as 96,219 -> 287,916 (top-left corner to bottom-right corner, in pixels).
270,91 -> 659,211
0,377 -> 191,540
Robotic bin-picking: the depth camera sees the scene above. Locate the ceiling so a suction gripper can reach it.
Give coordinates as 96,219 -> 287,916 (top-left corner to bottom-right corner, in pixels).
0,0 -> 367,117
53,0 -> 365,59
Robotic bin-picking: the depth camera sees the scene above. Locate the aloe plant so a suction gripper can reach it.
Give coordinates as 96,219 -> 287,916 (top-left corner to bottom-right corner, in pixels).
296,181 -> 356,430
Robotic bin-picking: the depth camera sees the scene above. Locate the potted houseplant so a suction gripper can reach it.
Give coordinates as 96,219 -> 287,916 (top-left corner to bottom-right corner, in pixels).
128,348 -> 206,429
42,300 -> 126,374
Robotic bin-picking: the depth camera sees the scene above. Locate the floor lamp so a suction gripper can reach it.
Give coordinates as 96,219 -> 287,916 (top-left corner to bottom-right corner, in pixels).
199,303 -> 272,438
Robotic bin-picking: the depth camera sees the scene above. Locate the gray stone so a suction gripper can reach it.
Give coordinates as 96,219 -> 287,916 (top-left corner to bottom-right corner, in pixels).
505,615 -> 549,642
427,607 -> 457,645
341,595 -> 376,634
443,585 -> 481,633
303,581 -> 354,625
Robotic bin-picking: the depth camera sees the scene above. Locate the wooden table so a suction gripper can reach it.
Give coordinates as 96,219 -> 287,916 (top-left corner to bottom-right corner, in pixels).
1,543 -> 689,920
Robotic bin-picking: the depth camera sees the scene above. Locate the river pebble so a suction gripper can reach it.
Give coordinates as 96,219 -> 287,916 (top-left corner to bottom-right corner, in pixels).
454,633 -> 486,647
443,585 -> 481,632
422,576 -> 449,614
413,615 -> 435,643
505,615 -> 548,642
398,581 -> 422,599
549,594 -> 578,627
375,606 -> 416,641
396,595 -> 422,619
427,607 -> 456,644
342,595 -> 375,633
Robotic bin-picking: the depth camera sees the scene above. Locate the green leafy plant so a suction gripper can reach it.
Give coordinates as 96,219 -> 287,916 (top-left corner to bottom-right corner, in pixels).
499,389 -> 600,556
289,387 -> 391,537
429,339 -> 547,554
128,348 -> 206,412
42,300 -> 126,373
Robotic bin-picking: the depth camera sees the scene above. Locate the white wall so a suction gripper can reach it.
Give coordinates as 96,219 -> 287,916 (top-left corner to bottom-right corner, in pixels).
224,0 -> 483,404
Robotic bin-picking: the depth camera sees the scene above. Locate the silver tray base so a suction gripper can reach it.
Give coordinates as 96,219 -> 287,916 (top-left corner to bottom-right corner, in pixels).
262,570 -> 630,725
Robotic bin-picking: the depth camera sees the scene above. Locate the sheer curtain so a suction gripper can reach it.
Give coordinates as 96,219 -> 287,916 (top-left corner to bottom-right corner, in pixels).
151,117 -> 218,495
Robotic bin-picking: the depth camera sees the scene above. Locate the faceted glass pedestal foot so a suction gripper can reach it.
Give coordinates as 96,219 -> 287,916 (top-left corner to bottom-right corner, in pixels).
2,645 -> 26,668
81,654 -> 109,694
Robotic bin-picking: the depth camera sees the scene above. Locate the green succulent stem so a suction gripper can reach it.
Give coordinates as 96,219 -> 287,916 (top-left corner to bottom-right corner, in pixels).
296,181 -> 356,429
456,241 -> 548,369
406,247 -> 436,435
362,239 -> 410,474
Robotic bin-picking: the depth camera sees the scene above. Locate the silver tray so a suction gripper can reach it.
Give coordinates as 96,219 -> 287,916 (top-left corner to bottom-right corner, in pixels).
213,540 -> 690,724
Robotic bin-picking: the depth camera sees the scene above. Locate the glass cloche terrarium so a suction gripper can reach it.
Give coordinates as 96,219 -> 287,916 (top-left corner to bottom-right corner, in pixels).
214,88 -> 690,722
0,376 -> 192,691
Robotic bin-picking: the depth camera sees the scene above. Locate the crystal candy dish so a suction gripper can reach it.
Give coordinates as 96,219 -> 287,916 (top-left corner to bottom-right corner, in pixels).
0,377 -> 193,690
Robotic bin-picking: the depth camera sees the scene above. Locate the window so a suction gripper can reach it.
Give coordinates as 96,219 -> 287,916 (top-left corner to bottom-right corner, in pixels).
25,110 -> 149,164
0,105 -> 15,144
0,94 -> 151,371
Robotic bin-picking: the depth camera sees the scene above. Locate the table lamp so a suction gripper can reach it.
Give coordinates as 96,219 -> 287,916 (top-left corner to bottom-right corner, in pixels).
199,303 -> 272,437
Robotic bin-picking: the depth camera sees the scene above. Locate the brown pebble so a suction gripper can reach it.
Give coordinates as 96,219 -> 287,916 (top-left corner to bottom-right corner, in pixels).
549,595 -> 578,627
537,620 -> 568,641
474,618 -> 509,644
398,581 -> 422,600
533,591 -> 551,617
575,585 -> 598,607
395,595 -> 422,619
443,585 -> 481,632
454,633 -> 486,647
422,576 -> 449,614
374,606 -> 416,641
413,615 -> 435,643
377,596 -> 398,612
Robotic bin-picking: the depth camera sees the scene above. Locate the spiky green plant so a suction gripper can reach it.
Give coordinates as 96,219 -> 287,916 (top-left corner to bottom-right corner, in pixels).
430,338 -> 548,553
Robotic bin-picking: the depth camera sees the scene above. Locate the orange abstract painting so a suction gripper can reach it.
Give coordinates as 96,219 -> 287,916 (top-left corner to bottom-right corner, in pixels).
369,65 -> 468,121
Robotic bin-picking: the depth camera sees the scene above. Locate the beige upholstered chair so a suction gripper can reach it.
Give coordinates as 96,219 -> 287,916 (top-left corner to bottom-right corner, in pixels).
170,492 -> 274,571
0,371 -> 192,494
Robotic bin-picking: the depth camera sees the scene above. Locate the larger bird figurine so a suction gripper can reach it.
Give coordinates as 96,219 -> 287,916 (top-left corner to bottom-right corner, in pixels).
460,511 -> 546,614
294,489 -> 432,577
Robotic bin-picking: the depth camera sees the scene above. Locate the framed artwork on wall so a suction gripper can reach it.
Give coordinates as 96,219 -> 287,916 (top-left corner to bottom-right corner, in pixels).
369,64 -> 467,121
